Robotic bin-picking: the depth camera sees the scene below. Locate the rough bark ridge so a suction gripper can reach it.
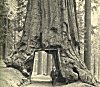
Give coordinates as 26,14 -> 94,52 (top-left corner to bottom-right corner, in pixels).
5,0 -> 96,85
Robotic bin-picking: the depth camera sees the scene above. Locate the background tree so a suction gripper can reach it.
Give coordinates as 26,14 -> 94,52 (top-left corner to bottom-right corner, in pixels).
84,0 -> 91,70
76,0 -> 100,81
91,0 -> 100,81
0,0 -> 9,59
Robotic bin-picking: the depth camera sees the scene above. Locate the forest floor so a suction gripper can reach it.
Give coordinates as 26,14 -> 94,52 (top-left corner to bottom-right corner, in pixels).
0,59 -> 100,87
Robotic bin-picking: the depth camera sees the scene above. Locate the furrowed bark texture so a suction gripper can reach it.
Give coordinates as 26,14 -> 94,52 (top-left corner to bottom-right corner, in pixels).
5,0 -> 96,85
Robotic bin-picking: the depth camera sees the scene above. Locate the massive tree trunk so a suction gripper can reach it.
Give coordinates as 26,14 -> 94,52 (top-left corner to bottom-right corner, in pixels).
5,0 -> 96,85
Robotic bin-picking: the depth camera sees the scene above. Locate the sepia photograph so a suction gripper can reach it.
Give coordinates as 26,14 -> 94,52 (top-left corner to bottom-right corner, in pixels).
0,0 -> 100,87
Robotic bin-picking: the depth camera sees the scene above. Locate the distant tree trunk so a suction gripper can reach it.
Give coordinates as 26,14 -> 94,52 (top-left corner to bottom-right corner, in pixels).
99,56 -> 100,81
46,53 -> 52,75
2,17 -> 8,60
0,45 -> 2,59
84,0 -> 91,70
37,51 -> 42,75
99,37 -> 100,81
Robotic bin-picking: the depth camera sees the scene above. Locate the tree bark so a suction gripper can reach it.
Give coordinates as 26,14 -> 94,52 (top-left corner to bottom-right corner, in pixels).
84,0 -> 91,70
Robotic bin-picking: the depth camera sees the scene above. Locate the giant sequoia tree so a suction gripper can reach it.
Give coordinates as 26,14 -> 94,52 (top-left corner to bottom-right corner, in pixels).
5,0 -> 97,85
